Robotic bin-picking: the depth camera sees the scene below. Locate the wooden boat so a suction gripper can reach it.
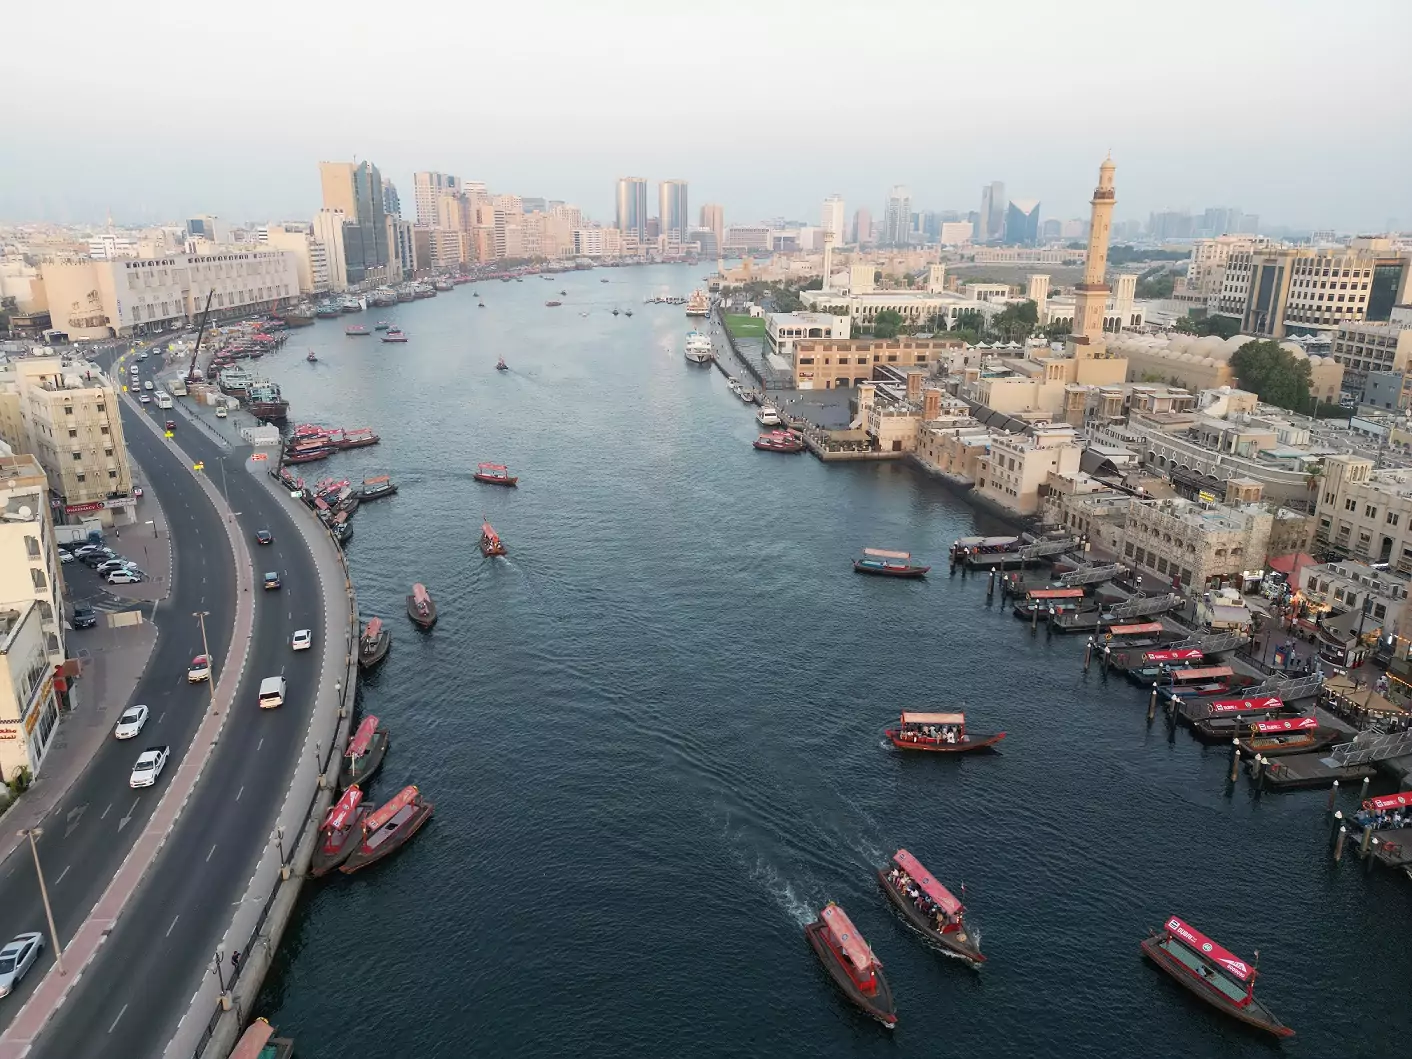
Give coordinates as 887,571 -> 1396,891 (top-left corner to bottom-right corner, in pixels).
495,357 -> 508,371
230,1018 -> 294,1059
1158,665 -> 1251,699
382,329 -> 408,343
306,351 -> 318,362
340,785 -> 433,875
1012,587 -> 1087,619
310,785 -> 369,877
545,300 -> 562,307
1235,716 -> 1340,758
480,521 -> 507,557
853,548 -> 930,578
406,583 -> 437,629
877,849 -> 984,966
339,715 -> 388,790
885,711 -> 1006,753
804,902 -> 896,1028
1187,695 -> 1304,744
359,475 -> 398,501
753,430 -> 805,453
473,462 -> 518,486
1141,916 -> 1293,1038
345,325 -> 369,336
374,321 -> 391,331
357,617 -> 391,668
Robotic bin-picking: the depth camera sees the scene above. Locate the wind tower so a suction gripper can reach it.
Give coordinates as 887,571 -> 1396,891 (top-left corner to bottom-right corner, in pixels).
1070,155 -> 1117,358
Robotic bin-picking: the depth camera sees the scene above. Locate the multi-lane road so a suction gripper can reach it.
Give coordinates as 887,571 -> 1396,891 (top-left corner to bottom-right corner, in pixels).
0,350 -> 330,1058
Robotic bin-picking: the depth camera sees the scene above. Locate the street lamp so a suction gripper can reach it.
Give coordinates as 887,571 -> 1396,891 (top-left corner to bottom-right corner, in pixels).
144,519 -> 158,539
19,828 -> 64,975
194,611 -> 216,712
275,825 -> 289,881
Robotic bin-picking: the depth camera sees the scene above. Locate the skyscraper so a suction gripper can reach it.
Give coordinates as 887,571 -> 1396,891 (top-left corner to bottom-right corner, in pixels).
979,181 -> 1005,242
883,186 -> 911,246
320,160 -> 390,284
1071,157 -> 1117,354
413,172 -> 459,228
821,195 -> 846,243
382,177 -> 402,218
699,203 -> 724,249
1004,199 -> 1041,246
615,177 -> 648,242
658,180 -> 689,248
853,207 -> 872,246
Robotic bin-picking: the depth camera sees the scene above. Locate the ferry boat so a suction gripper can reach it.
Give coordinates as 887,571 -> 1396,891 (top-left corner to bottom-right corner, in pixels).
804,902 -> 896,1028
396,286 -> 416,303
612,308 -> 620,316
340,296 -> 363,313
545,300 -> 563,307
885,711 -> 1006,753
374,321 -> 391,331
1189,695 -> 1303,744
753,430 -> 805,453
1012,586 -> 1087,619
473,463 -> 518,487
310,785 -> 369,877
339,785 -> 434,875
756,404 -> 781,427
737,386 -> 756,404
218,368 -> 255,398
406,583 -> 437,629
339,714 -> 388,790
358,617 -> 391,668
877,849 -> 984,966
1158,665 -> 1249,698
332,427 -> 380,449
283,445 -> 332,465
1098,621 -> 1169,648
480,521 -> 507,557
382,329 -> 408,343
1234,716 -> 1339,758
1141,916 -> 1293,1038
315,303 -> 341,320
685,289 -> 710,316
684,331 -> 713,363
359,475 -> 398,501
854,548 -> 930,578
346,325 -> 370,336
496,357 -> 508,371
306,351 -> 318,362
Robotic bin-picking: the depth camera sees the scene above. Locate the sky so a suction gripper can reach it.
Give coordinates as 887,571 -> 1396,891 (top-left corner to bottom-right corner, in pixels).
5,0 -> 1411,233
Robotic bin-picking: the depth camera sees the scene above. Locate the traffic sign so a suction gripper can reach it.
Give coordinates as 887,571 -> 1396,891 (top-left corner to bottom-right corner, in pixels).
250,453 -> 268,462
193,462 -> 205,471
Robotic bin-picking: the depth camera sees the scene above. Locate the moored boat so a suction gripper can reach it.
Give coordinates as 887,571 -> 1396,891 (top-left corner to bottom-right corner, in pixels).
382,329 -> 407,343
358,617 -> 391,668
346,325 -> 370,336
310,785 -> 369,877
1235,716 -> 1340,758
804,902 -> 896,1028
339,714 -> 389,790
1187,695 -> 1303,743
359,475 -> 398,501
1141,916 -> 1293,1038
885,711 -> 1006,753
480,520 -> 506,556
332,427 -> 380,449
473,462 -> 518,486
685,289 -> 710,316
753,430 -> 805,453
854,548 -> 930,578
406,583 -> 437,629
545,300 -> 562,307
878,849 -> 984,966
339,785 -> 434,875
684,331 -> 714,364
757,403 -> 781,426
374,321 -> 391,331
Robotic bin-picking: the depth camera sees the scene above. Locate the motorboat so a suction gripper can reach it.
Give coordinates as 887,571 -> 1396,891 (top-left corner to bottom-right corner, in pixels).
339,715 -> 389,790
684,331 -> 713,364
878,849 -> 984,966
545,300 -> 563,307
310,785 -> 369,877
359,475 -> 398,501
345,325 -> 370,336
358,617 -> 391,668
407,583 -> 437,629
339,786 -> 433,875
473,462 -> 518,487
885,711 -> 1006,753
1141,916 -> 1293,1038
756,404 -> 781,427
480,521 -> 507,557
382,329 -> 408,343
374,321 -> 391,331
804,902 -> 896,1028
611,308 -> 620,316
624,309 -> 633,317
753,430 -> 805,453
496,357 -> 508,371
854,548 -> 930,578
306,351 -> 318,362
1235,716 -> 1340,758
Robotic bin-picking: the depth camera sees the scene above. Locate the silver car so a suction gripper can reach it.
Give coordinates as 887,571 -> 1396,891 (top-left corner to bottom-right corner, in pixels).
0,933 -> 44,998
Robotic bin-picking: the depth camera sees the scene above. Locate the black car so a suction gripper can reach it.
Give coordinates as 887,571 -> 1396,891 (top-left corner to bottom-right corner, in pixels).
81,549 -> 118,568
71,605 -> 98,629
256,529 -> 273,545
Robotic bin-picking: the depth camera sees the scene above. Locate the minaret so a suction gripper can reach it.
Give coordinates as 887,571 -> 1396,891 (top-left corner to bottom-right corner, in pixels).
821,230 -> 835,292
1070,155 -> 1116,357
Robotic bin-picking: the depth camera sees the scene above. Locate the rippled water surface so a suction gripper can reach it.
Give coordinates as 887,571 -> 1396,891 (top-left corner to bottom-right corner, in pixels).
256,266 -> 1407,1059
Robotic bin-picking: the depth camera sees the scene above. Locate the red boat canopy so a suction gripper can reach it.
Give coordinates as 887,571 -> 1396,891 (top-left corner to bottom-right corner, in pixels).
1108,622 -> 1163,636
820,903 -> 879,974
1168,666 -> 1234,682
347,715 -> 380,758
1163,916 -> 1253,982
477,463 -> 507,472
363,617 -> 383,641
900,711 -> 965,726
1028,588 -> 1085,600
1364,790 -> 1412,811
482,522 -> 501,540
229,1019 -> 275,1059
1208,695 -> 1283,715
365,785 -> 419,833
892,849 -> 962,915
412,583 -> 430,604
1252,716 -> 1318,734
1143,648 -> 1203,663
324,785 -> 364,831
864,548 -> 912,560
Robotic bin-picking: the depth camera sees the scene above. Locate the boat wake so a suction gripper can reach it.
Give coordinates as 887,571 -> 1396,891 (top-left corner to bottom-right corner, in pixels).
731,844 -> 817,927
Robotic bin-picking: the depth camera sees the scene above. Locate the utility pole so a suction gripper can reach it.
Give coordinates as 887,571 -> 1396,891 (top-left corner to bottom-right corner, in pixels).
20,829 -> 64,974
194,611 -> 216,712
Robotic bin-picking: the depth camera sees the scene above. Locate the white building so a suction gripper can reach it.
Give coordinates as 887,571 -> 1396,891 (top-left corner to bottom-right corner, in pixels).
765,311 -> 851,361
573,227 -> 624,258
0,454 -> 66,662
0,602 -> 63,783
821,196 -> 846,243
939,221 -> 974,245
312,209 -> 349,292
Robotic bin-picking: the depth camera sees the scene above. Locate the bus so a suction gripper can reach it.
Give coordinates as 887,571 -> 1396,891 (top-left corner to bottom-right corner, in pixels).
168,376 -> 187,396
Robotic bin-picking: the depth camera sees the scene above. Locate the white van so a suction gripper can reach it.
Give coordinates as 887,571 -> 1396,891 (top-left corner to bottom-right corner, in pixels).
155,393 -> 173,409
257,676 -> 286,709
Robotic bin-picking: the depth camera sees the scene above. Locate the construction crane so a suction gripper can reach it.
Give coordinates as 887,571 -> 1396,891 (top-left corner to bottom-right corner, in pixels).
186,289 -> 215,383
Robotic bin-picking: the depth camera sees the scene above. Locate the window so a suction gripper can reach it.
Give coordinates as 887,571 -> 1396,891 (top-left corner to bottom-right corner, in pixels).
100,426 -> 109,436
104,448 -> 113,458
1366,505 -> 1378,518
30,568 -> 46,591
75,473 -> 85,483
67,429 -> 77,439
64,406 -> 73,416
96,403 -> 105,413
37,602 -> 52,622
24,536 -> 40,559
1388,512 -> 1399,526
71,452 -> 82,461
108,470 -> 117,479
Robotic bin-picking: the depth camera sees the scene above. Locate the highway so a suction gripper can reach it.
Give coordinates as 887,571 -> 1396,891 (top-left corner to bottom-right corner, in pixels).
0,358 -> 237,1025
27,355 -> 329,1058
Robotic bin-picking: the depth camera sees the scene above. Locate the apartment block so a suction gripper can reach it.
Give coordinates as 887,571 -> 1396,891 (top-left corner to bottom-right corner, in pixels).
0,602 -> 62,783
1220,245 -> 1409,338
0,454 -> 66,660
791,336 -> 960,390
1330,320 -> 1412,392
976,423 -> 1083,516
1315,454 -> 1412,571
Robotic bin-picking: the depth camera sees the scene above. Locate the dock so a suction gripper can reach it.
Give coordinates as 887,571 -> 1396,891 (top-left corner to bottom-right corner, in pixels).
1367,827 -> 1412,868
1252,752 -> 1376,791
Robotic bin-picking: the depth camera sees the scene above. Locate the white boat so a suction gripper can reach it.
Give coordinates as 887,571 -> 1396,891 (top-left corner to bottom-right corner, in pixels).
684,331 -> 714,364
737,386 -> 755,404
685,290 -> 710,317
757,404 -> 781,426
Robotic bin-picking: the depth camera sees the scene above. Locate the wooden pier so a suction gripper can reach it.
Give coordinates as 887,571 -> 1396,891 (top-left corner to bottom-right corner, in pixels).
1367,826 -> 1412,868
1251,752 -> 1376,791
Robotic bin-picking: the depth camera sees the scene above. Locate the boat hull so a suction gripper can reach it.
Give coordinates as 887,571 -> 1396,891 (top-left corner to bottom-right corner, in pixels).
1140,935 -> 1293,1038
875,870 -> 985,966
854,561 -> 930,578
340,802 -> 434,874
473,473 -> 518,486
358,631 -> 391,669
804,921 -> 896,1028
407,596 -> 437,629
359,484 -> 398,501
1234,727 -> 1340,757
339,732 -> 389,790
885,730 -> 1006,753
310,807 -> 371,878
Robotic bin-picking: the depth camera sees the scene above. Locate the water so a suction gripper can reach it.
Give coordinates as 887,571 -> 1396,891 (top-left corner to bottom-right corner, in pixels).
256,267 -> 1406,1059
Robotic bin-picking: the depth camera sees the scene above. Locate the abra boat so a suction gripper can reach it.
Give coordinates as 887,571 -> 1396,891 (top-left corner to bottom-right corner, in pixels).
545,300 -> 562,307
406,583 -> 437,629
306,351 -> 318,362
854,548 -> 930,578
753,430 -> 805,453
1235,716 -> 1339,757
339,785 -> 433,875
1188,695 -> 1302,743
496,357 -> 508,371
1141,916 -> 1293,1038
382,329 -> 408,343
358,617 -> 391,668
480,521 -> 507,557
757,404 -> 781,427
878,849 -> 984,966
473,462 -> 518,486
346,325 -> 370,336
310,785 -> 369,877
885,711 -> 1006,753
339,714 -> 389,790
359,475 -> 398,501
374,321 -> 391,331
804,902 -> 896,1028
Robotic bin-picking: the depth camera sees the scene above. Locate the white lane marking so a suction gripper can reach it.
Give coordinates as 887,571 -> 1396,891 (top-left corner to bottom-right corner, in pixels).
156,712 -> 165,725
256,738 -> 263,752
236,785 -> 244,802
108,1004 -> 128,1033
100,802 -> 112,820
206,843 -> 217,862
166,914 -> 181,937
54,866 -> 70,885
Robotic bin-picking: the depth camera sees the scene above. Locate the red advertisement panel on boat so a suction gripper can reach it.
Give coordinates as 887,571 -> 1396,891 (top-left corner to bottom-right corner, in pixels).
365,786 -> 419,833
1028,588 -> 1085,600
1142,648 -> 1203,663
892,849 -> 962,914
1251,716 -> 1318,733
325,786 -> 364,830
1208,696 -> 1283,715
1164,917 -> 1252,981
1365,791 -> 1412,811
820,903 -> 878,974
1108,622 -> 1163,636
347,715 -> 379,758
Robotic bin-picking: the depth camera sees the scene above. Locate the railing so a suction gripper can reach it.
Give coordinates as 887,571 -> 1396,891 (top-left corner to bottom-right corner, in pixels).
1102,592 -> 1183,619
1059,562 -> 1126,587
1330,729 -> 1412,768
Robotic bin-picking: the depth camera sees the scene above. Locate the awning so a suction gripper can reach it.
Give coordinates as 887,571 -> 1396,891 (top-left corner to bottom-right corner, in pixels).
1268,552 -> 1318,577
1209,696 -> 1284,715
1108,622 -> 1163,636
892,849 -> 963,915
1163,917 -> 1253,982
1168,665 -> 1234,681
1143,648 -> 1204,663
1365,791 -> 1412,812
901,712 -> 965,726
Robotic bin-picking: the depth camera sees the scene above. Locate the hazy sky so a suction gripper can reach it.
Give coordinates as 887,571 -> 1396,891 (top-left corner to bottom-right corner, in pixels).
6,0 -> 1410,232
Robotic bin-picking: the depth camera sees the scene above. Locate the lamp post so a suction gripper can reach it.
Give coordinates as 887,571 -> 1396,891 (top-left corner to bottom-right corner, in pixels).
194,611 -> 215,711
20,828 -> 64,975
275,825 -> 289,881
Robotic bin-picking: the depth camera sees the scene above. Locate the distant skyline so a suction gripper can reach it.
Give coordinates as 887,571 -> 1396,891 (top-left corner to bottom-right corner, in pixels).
5,0 -> 1410,233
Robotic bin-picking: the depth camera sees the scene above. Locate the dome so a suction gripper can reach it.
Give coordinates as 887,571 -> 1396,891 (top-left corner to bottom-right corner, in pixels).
1193,335 -> 1226,355
1178,352 -> 1195,362
1280,341 -> 1307,359
1201,357 -> 1217,366
1308,354 -> 1324,366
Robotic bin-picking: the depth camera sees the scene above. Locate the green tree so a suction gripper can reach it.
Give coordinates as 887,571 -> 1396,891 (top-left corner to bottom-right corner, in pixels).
1042,319 -> 1072,342
1230,339 -> 1313,410
800,277 -> 823,291
873,309 -> 904,338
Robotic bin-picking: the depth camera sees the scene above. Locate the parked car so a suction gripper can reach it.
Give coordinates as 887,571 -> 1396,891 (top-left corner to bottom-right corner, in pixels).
0,933 -> 45,999
129,746 -> 170,788
82,549 -> 118,567
263,571 -> 281,590
96,558 -> 136,573
106,570 -> 144,585
113,705 -> 149,740
70,605 -> 98,629
59,550 -> 75,564
291,629 -> 312,651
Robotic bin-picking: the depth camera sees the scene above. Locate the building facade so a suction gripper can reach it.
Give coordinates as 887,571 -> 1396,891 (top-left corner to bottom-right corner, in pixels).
1221,246 -> 1411,338
615,178 -> 648,242
1003,199 -> 1041,246
790,336 -> 960,390
883,186 -> 912,246
1315,454 -> 1412,571
1330,320 -> 1412,393
765,312 -> 850,362
821,196 -> 845,243
0,602 -> 63,783
0,454 -> 66,660
977,423 -> 1083,516
658,180 -> 689,250
699,204 -> 724,249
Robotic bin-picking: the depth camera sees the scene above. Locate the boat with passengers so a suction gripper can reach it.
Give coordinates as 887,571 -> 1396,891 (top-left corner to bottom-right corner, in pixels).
877,849 -> 984,966
1187,695 -> 1304,744
950,535 -> 1021,564
1235,715 -> 1340,758
804,902 -> 896,1028
853,548 -> 930,578
1121,646 -> 1205,684
310,785 -> 369,877
406,583 -> 437,629
753,429 -> 805,453
340,785 -> 434,874
480,521 -> 507,557
473,462 -> 518,486
339,714 -> 389,790
1141,916 -> 1293,1038
885,711 -> 1005,753
358,617 -> 391,668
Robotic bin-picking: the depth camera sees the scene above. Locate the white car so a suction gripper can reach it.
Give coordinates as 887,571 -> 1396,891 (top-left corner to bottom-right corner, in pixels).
59,551 -> 75,564
129,746 -> 170,788
143,380 -> 154,391
106,570 -> 144,585
114,704 -> 149,740
187,655 -> 211,682
291,629 -> 312,651
139,395 -> 151,405
0,933 -> 44,999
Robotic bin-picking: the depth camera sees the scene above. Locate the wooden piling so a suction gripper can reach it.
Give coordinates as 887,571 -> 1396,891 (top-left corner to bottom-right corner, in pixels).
1253,755 -> 1265,783
1031,605 -> 1037,634
1360,825 -> 1374,855
1327,779 -> 1339,811
1084,638 -> 1093,671
1230,739 -> 1240,782
1334,825 -> 1347,860
1361,775 -> 1371,798
1148,684 -> 1157,722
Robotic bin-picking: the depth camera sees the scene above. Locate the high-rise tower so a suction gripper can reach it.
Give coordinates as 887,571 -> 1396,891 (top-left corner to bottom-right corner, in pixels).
1070,156 -> 1116,356
616,177 -> 648,242
658,180 -> 689,248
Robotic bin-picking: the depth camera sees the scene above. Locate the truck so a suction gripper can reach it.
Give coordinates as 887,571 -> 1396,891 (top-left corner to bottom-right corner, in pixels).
155,392 -> 174,410
168,376 -> 187,397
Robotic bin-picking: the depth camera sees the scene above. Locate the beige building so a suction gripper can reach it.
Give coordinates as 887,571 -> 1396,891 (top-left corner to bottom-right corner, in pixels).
1185,236 -> 1266,309
1220,243 -> 1412,337
0,454 -> 66,660
1329,319 -> 1412,392
263,224 -> 327,295
699,204 -> 724,249
312,209 -> 349,291
0,358 -> 134,524
1315,454 -> 1412,571
791,336 -> 961,390
976,423 -> 1084,516
0,602 -> 63,783
1122,496 -> 1274,589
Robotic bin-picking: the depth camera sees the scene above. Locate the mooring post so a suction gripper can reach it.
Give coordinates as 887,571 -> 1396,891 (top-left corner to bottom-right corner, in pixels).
1334,825 -> 1348,861
1327,779 -> 1339,812
987,568 -> 995,600
1361,775 -> 1371,799
1230,739 -> 1240,782
1084,637 -> 1093,671
1360,824 -> 1374,856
